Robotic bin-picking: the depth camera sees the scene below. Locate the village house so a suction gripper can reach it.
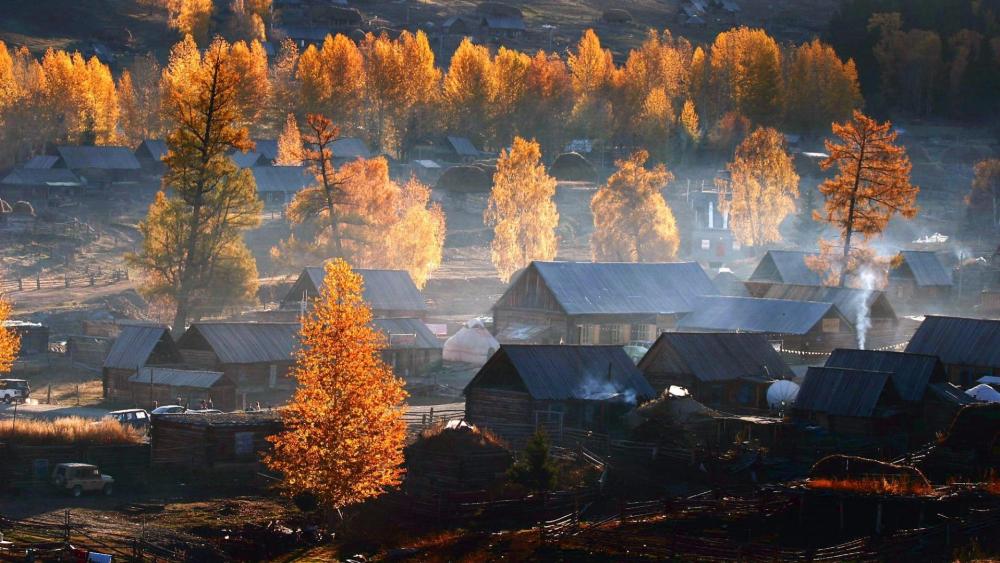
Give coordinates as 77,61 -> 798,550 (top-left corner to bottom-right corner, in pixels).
2,320 -> 49,356
51,146 -> 144,197
682,188 -> 740,267
231,150 -> 270,168
637,332 -> 794,411
888,250 -> 954,311
250,166 -> 313,206
281,267 -> 428,319
491,261 -> 719,345
464,345 -> 656,436
0,168 -> 86,204
758,284 -> 900,348
128,367 -> 237,412
373,317 -> 442,377
905,316 -> 1000,387
446,136 -> 486,162
745,250 -> 821,297
150,412 -> 283,471
134,139 -> 167,174
176,322 -> 300,408
102,325 -> 181,403
330,137 -> 372,165
675,296 -> 857,354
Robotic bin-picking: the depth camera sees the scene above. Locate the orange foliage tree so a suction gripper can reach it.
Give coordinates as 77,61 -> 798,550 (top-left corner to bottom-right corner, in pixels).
168,0 -> 214,45
591,150 -> 679,262
568,29 -> 616,140
443,38 -> 492,146
707,27 -> 784,125
484,137 -> 559,282
785,39 -> 862,133
0,298 -> 20,374
265,259 -> 407,514
275,113 -> 303,166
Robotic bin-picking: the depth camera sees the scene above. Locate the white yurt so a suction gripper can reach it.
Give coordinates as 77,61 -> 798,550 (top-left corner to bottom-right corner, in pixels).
443,319 -> 500,367
966,383 -> 1000,403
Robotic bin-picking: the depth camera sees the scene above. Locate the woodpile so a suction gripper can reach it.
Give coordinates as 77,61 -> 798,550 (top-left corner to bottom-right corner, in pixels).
404,421 -> 512,500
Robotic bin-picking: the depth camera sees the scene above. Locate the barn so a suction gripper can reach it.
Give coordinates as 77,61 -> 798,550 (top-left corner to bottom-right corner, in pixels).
745,250 -> 821,296
281,267 -> 428,319
905,316 -> 1000,387
463,345 -> 656,436
637,332 -> 793,411
492,261 -> 718,345
102,325 -> 181,403
888,251 -> 953,311
127,367 -> 237,412
372,317 -> 442,377
150,412 -> 282,470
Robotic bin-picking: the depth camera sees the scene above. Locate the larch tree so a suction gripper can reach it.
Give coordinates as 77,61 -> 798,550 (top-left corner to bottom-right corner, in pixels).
443,38 -> 492,146
488,47 -> 532,149
679,98 -> 701,153
269,38 -> 300,127
297,34 -> 364,130
785,39 -> 862,133
384,179 -> 446,288
129,38 -> 263,330
484,137 -> 559,282
117,54 -> 164,146
228,40 -> 271,135
265,259 -> 407,516
868,13 -> 943,115
708,27 -> 784,125
568,29 -> 616,141
395,30 -> 441,159
719,127 -> 799,247
275,113 -> 303,166
811,110 -> 918,286
591,150 -> 679,262
521,51 -> 573,156
0,298 -> 20,374
360,32 -> 409,154
168,0 -> 214,46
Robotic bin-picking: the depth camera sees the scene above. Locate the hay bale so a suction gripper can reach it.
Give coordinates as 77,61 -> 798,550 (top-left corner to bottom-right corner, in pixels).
550,152 -> 596,182
809,455 -> 928,485
602,8 -> 632,23
436,165 -> 492,193
404,420 -> 513,498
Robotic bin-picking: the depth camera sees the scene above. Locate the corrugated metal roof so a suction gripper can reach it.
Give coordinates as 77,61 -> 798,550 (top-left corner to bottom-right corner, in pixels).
748,250 -> 821,285
331,138 -> 371,159
181,322 -> 300,364
895,251 -> 953,287
712,271 -> 750,297
55,146 -> 141,170
253,139 -> 279,160
231,151 -> 266,168
927,382 -> 974,406
529,261 -> 718,316
103,326 -> 175,370
135,140 -> 167,162
761,284 -> 896,324
129,367 -> 226,388
468,345 -> 655,401
795,367 -> 891,417
824,349 -> 943,402
1,168 -> 83,186
372,318 -> 441,349
905,316 -> 1000,368
676,296 -> 836,335
447,136 -> 482,157
24,155 -> 59,169
250,166 -> 313,193
639,332 -> 793,383
297,267 -> 427,312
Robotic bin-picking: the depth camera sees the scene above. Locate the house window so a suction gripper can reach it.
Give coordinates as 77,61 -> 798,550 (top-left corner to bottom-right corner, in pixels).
822,318 -> 840,333
733,240 -> 741,251
701,239 -> 711,250
630,324 -> 651,342
577,324 -> 597,344
600,324 -> 623,344
268,364 -> 278,388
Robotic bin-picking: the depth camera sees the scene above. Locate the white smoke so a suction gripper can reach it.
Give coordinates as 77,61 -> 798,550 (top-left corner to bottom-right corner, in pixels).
854,268 -> 878,350
576,374 -> 637,405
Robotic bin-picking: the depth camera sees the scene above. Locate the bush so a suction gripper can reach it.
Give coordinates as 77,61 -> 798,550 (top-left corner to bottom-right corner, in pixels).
0,416 -> 142,446
506,430 -> 557,491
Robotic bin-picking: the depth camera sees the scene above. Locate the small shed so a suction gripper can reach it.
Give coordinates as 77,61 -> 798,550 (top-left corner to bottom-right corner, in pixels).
373,317 -> 442,377
446,136 -> 485,161
746,250 -> 821,296
905,315 -> 1000,386
102,325 -> 181,402
1,321 -> 49,356
150,412 -> 282,470
281,267 -> 428,319
888,250 -> 953,309
793,366 -> 900,434
128,367 -> 236,411
0,168 -> 86,202
480,15 -> 526,37
443,319 -> 500,366
250,166 -> 313,205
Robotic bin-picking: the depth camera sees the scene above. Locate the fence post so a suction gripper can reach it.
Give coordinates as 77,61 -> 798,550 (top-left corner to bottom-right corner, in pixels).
17,278 -> 22,291
36,276 -> 40,290
64,275 -> 69,288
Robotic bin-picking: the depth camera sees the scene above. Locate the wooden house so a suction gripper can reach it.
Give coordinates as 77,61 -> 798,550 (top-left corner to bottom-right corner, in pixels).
127,367 -> 237,411
745,250 -> 821,297
281,267 -> 428,319
134,140 -> 167,174
492,261 -> 719,345
759,284 -> 899,347
250,166 -> 313,205
2,321 -> 49,356
373,317 -> 442,377
330,137 -> 371,165
463,345 -> 656,435
0,168 -> 86,203
675,296 -> 858,353
150,412 -> 282,470
905,316 -> 1000,387
888,251 -> 953,310
637,332 -> 793,411
102,326 -> 181,403
176,322 -> 300,407
52,146 -> 143,197
446,136 -> 486,162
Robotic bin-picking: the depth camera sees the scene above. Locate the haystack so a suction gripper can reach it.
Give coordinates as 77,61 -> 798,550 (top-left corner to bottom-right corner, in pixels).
436,165 -> 492,193
550,152 -> 596,182
809,455 -> 929,487
939,402 -> 1000,451
404,420 -> 512,498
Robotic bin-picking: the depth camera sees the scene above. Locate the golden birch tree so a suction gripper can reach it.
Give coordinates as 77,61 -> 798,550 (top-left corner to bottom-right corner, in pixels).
0,298 -> 20,374
275,113 -> 303,166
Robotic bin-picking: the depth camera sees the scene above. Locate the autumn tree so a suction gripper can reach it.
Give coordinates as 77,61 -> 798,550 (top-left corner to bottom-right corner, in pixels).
0,298 -> 20,375
228,40 -> 271,134
168,0 -> 213,45
487,47 -> 532,148
521,51 -> 573,156
38,49 -> 120,145
963,159 -> 1000,241
812,111 -> 918,286
785,39 -> 862,133
297,34 -> 364,131
869,13 -> 943,115
275,113 -> 303,165
591,150 -> 679,262
443,38 -> 492,145
707,27 -> 784,125
795,186 -> 824,247
227,0 -> 267,43
269,39 -> 300,126
568,29 -> 616,141
265,259 -> 407,515
129,39 -> 263,330
484,137 -> 559,282
719,127 -> 799,247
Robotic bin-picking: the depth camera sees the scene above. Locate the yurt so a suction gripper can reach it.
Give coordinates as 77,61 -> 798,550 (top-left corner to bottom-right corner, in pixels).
966,383 -> 1000,403
443,319 -> 500,366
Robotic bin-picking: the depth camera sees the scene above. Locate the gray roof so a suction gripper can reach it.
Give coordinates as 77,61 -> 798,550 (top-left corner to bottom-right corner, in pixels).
760,284 -> 896,323
103,326 -> 175,370
180,322 -> 300,364
525,261 -> 718,316
905,316 -> 1000,368
467,345 -> 655,402
55,146 -> 141,170
712,271 -> 750,297
795,366 -> 891,418
24,155 -> 60,169
250,166 -> 313,193
292,267 -> 427,313
677,296 -> 839,335
280,26 -> 332,42
638,332 -> 793,383
129,367 -> 227,389
748,250 -> 822,286
482,15 -> 526,31
1,168 -> 83,186
373,318 -> 441,349
447,136 -> 483,157
253,139 -> 279,160
894,251 -> 953,287
231,151 -> 267,168
331,138 -> 371,159
135,140 -> 167,162
824,349 -> 944,402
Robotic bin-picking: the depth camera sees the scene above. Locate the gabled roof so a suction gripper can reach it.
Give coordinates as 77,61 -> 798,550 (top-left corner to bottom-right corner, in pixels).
24,155 -> 60,169
676,296 -> 838,335
231,151 -> 268,168
795,366 -> 892,417
55,146 -> 141,170
905,316 -> 1000,368
179,322 -> 300,364
250,166 -> 313,193
760,284 -> 896,323
103,325 -> 176,370
521,261 -> 718,316
638,332 -> 793,383
465,345 -> 655,402
748,250 -> 821,286
253,139 -> 279,160
373,317 -> 441,349
330,138 -> 371,159
1,168 -> 83,186
135,140 -> 167,162
447,136 -> 483,157
482,15 -> 526,30
129,367 -> 227,389
712,271 -> 750,297
893,251 -> 953,287
288,267 -> 427,313
824,349 -> 944,402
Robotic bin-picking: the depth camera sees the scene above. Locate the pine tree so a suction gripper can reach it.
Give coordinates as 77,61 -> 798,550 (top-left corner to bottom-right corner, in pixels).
507,430 -> 557,491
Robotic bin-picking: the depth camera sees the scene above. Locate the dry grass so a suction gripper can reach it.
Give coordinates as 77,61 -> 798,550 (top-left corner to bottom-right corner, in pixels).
0,416 -> 141,445
807,477 -> 933,496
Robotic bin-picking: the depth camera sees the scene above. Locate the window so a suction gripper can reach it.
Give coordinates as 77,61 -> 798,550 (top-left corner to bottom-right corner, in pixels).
600,324 -> 623,344
701,239 -> 711,250
268,364 -> 278,388
577,324 -> 597,344
630,324 -> 652,342
822,318 -> 840,333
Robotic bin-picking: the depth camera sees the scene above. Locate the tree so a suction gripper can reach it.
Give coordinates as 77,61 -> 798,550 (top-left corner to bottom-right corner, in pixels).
488,47 -> 532,148
591,150 -> 679,262
228,40 -> 271,134
795,186 -> 824,247
394,30 -> 441,159
521,51 -> 573,156
568,29 -> 616,140
708,27 -> 784,125
963,159 -> 1000,241
117,54 -> 163,146
129,39 -> 263,330
270,39 -> 300,126
507,430 -> 557,491
719,127 -> 799,247
0,298 -> 20,375
785,39 -> 862,133
679,99 -> 701,150
443,38 -> 492,145
275,113 -> 303,166
168,0 -> 213,45
869,13 -> 943,115
265,259 -> 407,515
384,179 -> 446,288
484,137 -> 559,282
813,110 -> 918,286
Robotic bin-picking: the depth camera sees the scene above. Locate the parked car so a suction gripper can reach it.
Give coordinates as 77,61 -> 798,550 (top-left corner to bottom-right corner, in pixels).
107,408 -> 150,430
52,463 -> 114,497
186,409 -> 223,415
0,379 -> 30,403
151,405 -> 186,415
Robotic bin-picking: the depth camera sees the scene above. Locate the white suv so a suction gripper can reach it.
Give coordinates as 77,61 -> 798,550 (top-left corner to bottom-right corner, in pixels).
0,379 -> 29,403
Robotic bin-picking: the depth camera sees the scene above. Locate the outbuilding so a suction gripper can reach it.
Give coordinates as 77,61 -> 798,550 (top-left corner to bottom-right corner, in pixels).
905,315 -> 1000,387
102,325 -> 181,403
128,367 -> 237,411
372,317 -> 442,377
745,250 -> 821,296
150,412 -> 282,470
281,267 -> 428,319
888,250 -> 953,311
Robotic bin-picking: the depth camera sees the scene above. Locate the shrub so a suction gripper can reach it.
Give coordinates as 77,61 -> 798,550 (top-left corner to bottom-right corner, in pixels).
0,417 -> 142,446
506,430 -> 557,491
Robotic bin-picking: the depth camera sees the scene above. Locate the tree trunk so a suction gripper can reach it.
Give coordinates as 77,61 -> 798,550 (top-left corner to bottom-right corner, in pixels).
840,136 -> 867,288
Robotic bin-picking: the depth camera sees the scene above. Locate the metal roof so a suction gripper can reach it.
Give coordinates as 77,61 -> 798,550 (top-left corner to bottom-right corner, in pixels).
135,140 -> 167,162
250,166 -> 313,193
712,271 -> 750,297
482,15 -> 526,30
676,296 -> 837,335
639,332 -> 793,383
103,325 -> 175,370
1,168 -> 83,186
331,138 -> 371,159
55,146 -> 141,170
180,323 -> 300,364
292,267 -> 427,312
894,251 -> 953,287
24,155 -> 59,169
231,151 -> 267,168
527,261 -> 718,316
467,345 -> 655,402
905,316 -> 1000,368
824,349 -> 944,402
253,139 -> 279,160
447,136 -> 483,157
795,367 -> 891,418
760,284 -> 896,324
129,367 -> 227,389
372,318 -> 441,350
748,250 -> 821,286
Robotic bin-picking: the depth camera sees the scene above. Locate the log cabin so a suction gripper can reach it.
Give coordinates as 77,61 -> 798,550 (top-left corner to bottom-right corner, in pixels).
102,325 -> 181,403
150,412 -> 282,471
888,251 -> 954,312
905,316 -> 1000,387
372,317 -> 442,377
127,367 -> 237,412
758,284 -> 900,348
280,267 -> 428,319
745,250 -> 821,297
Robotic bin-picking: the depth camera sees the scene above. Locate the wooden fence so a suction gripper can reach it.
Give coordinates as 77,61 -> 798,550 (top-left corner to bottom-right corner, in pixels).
0,267 -> 129,295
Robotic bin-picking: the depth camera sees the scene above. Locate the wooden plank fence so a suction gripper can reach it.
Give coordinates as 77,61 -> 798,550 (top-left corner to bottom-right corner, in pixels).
0,268 -> 129,295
